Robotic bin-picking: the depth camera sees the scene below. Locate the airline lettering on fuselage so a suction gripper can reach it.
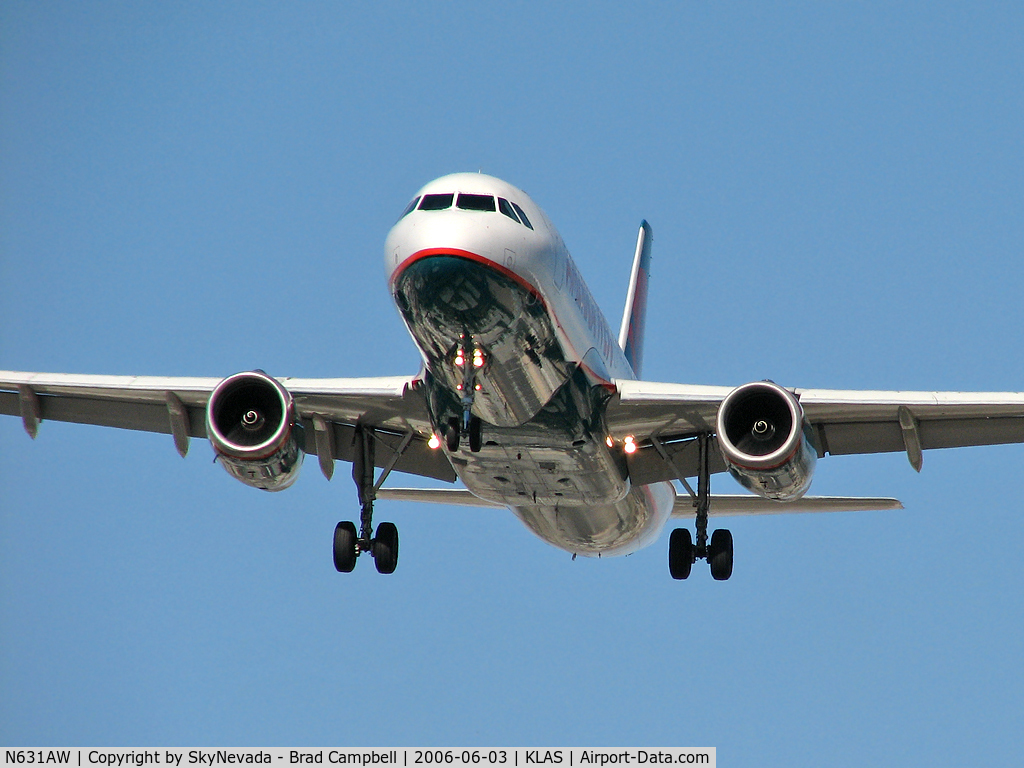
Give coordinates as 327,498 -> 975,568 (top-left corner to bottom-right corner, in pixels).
562,256 -> 616,366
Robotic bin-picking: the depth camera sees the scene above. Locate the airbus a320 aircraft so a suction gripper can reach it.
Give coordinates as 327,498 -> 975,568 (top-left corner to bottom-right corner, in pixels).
4,173 -> 1024,580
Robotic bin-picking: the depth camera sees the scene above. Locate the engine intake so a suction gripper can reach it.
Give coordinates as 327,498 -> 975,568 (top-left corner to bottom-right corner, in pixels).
206,371 -> 303,491
716,381 -> 816,501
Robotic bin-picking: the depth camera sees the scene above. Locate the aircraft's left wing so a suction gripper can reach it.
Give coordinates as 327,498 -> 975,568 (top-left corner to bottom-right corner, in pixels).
0,370 -> 456,482
606,379 -> 1024,485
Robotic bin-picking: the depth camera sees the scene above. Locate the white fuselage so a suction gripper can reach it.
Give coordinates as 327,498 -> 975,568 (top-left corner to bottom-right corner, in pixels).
384,173 -> 674,556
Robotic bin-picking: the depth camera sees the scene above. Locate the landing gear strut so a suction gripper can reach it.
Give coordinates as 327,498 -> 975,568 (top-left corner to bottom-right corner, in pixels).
450,336 -> 484,453
668,433 -> 733,580
332,425 -> 406,575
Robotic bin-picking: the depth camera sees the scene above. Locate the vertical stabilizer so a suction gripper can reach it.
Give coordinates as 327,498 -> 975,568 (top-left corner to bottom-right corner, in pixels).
618,221 -> 653,377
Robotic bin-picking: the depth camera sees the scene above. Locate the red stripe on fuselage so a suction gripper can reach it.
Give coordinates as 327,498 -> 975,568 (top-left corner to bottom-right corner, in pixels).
390,248 -> 546,307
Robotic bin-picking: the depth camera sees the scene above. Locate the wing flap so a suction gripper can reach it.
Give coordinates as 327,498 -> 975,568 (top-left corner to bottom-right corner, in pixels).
605,379 -> 729,437
820,416 -> 1024,456
297,419 -> 456,483
624,435 -> 729,486
0,389 -> 206,437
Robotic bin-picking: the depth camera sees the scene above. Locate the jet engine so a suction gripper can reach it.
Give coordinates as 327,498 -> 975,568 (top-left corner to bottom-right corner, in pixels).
715,381 -> 817,501
206,371 -> 304,491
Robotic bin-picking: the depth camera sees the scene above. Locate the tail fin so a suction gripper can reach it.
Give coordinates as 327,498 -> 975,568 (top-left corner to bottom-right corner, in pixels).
618,221 -> 653,377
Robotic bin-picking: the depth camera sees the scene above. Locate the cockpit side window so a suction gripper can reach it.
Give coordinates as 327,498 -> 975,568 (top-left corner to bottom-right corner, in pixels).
510,201 -> 533,230
419,193 -> 454,210
498,197 -> 521,223
398,197 -> 420,220
456,193 -> 497,212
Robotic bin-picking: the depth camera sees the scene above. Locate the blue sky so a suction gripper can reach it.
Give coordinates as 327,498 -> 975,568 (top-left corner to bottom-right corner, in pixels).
2,1 -> 1023,762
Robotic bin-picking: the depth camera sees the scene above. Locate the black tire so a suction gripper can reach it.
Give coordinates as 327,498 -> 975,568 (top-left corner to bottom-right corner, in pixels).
709,529 -> 733,581
469,416 -> 482,453
668,528 -> 693,580
333,521 -> 358,573
373,522 -> 399,575
446,417 -> 460,452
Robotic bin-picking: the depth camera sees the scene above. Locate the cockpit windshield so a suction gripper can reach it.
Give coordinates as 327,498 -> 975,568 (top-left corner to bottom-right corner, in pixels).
457,193 -> 496,212
497,197 -> 520,223
410,190 -> 533,229
419,193 -> 454,211
510,201 -> 533,230
397,197 -> 420,220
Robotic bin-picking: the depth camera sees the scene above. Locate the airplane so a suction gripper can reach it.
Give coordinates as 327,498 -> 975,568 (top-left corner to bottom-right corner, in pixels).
4,172 -> 1024,580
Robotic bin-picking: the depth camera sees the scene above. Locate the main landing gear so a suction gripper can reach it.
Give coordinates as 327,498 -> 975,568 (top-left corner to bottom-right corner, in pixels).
333,425 -> 403,575
668,433 -> 734,581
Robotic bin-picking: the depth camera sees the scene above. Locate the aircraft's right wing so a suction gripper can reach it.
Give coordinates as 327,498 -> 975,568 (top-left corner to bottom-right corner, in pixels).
606,379 -> 1024,485
0,370 -> 456,482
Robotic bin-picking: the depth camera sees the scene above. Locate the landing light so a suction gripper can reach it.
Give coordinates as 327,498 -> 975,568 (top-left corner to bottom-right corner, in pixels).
623,436 -> 637,454
605,436 -> 614,448
428,434 -> 441,450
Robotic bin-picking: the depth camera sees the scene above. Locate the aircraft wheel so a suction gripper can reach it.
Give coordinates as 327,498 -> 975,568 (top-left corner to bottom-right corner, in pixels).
469,416 -> 482,453
709,529 -> 733,581
446,417 -> 460,451
333,521 -> 358,573
668,528 -> 693,580
373,522 -> 399,575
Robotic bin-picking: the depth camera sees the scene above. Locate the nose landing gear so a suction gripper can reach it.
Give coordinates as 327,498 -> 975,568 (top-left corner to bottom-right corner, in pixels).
445,415 -> 482,453
668,433 -> 734,581
449,339 -> 485,453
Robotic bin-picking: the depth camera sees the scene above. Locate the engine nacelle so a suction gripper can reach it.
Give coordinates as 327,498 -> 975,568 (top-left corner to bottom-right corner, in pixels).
715,381 -> 817,501
206,371 -> 303,491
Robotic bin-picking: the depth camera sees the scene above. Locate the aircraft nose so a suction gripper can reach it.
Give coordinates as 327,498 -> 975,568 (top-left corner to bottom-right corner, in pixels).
393,254 -> 502,330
